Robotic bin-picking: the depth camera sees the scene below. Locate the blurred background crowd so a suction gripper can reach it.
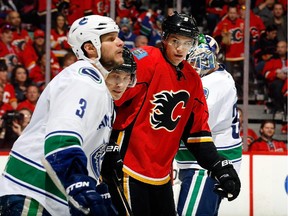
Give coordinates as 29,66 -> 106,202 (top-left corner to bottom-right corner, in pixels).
0,0 -> 286,151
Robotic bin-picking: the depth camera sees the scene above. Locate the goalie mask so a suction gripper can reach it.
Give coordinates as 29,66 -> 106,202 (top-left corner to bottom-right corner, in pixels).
188,35 -> 219,77
188,43 -> 217,77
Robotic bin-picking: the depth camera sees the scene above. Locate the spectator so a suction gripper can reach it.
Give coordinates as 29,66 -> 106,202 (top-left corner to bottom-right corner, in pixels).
116,0 -> 140,22
134,34 -> 148,48
253,0 -> 275,26
16,84 -> 40,112
11,108 -> 33,137
64,0 -> 93,26
118,17 -> 137,49
238,4 -> 266,52
262,40 -> 287,119
0,23 -> 22,73
36,0 -> 59,28
253,24 -> 278,76
85,0 -> 110,16
0,59 -> 17,109
0,108 -> 32,149
10,65 -> 33,102
237,107 -> 258,148
238,3 -> 266,88
50,13 -> 70,52
265,2 -> 287,41
148,12 -> 163,47
0,83 -> 13,149
0,83 -> 13,118
60,51 -> 77,69
249,120 -> 287,152
29,53 -> 61,91
205,0 -> 236,35
5,10 -> 32,50
133,8 -> 155,37
22,29 -> 60,72
213,5 -> 245,96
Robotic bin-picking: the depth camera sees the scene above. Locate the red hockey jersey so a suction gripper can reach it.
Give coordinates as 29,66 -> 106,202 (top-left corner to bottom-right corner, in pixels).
113,46 -> 213,185
213,17 -> 245,61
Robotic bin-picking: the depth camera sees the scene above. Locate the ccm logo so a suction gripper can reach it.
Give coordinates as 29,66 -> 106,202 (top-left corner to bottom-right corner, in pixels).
106,145 -> 120,152
66,181 -> 89,193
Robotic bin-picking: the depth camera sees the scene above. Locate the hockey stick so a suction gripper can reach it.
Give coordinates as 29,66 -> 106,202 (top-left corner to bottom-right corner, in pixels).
41,157 -> 90,215
112,170 -> 134,216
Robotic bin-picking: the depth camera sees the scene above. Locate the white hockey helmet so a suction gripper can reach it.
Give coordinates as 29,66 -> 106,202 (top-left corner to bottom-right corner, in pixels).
68,15 -> 119,74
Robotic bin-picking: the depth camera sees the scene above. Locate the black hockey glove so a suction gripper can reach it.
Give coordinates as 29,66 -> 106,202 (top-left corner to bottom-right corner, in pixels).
101,140 -> 123,183
65,175 -> 117,216
210,158 -> 241,201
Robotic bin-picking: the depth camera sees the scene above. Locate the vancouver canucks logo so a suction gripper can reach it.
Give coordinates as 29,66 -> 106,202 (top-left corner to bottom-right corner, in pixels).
79,17 -> 88,25
79,67 -> 102,83
91,142 -> 107,179
150,90 -> 189,131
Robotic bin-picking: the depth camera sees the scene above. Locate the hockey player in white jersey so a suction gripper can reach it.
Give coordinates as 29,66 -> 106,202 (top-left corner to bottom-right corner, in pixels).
0,15 -> 136,216
175,35 -> 242,216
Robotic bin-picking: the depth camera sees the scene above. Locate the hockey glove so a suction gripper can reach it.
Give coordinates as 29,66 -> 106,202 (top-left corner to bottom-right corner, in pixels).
96,183 -> 119,215
210,158 -> 241,201
101,140 -> 123,183
66,175 -> 116,216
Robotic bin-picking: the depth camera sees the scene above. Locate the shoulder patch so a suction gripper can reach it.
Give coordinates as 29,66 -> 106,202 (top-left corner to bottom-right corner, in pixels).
132,48 -> 148,60
79,67 -> 102,83
203,87 -> 209,99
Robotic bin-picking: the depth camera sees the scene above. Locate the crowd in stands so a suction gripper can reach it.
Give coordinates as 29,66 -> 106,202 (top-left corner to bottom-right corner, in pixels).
0,0 -> 286,151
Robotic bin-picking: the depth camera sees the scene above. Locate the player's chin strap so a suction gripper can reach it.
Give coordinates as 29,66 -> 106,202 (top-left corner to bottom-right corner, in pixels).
95,61 -> 111,79
85,56 -> 111,79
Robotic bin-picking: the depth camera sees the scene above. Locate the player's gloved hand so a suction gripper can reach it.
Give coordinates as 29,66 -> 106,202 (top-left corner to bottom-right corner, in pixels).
210,158 -> 241,201
66,175 -> 110,216
101,140 -> 123,182
96,183 -> 118,215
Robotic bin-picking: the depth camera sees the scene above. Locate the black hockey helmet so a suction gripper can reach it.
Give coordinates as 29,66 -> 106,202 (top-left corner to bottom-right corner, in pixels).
114,46 -> 137,87
161,11 -> 199,40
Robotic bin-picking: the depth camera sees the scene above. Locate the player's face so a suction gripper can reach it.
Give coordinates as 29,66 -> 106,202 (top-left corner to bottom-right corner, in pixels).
106,70 -> 131,100
100,32 -> 124,71
163,34 -> 193,66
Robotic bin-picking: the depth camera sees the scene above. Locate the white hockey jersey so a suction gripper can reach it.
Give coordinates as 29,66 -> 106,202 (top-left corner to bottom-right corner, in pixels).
176,66 -> 242,173
0,60 -> 115,215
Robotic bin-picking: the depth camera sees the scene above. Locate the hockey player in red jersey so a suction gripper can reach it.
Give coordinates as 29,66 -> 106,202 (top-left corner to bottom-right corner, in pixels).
103,11 -> 241,216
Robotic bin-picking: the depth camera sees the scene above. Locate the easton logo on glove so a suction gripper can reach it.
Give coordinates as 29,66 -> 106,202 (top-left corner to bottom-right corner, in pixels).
66,181 -> 90,194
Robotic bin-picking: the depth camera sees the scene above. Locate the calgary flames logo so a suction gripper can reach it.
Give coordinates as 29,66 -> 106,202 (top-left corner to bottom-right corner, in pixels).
150,90 -> 190,131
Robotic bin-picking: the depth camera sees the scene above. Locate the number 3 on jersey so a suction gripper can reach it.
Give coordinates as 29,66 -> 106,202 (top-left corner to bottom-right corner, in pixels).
76,98 -> 87,118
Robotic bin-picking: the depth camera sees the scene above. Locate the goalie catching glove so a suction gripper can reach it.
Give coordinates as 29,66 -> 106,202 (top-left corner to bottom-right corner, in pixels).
210,158 -> 241,201
65,175 -> 118,216
101,140 -> 123,182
